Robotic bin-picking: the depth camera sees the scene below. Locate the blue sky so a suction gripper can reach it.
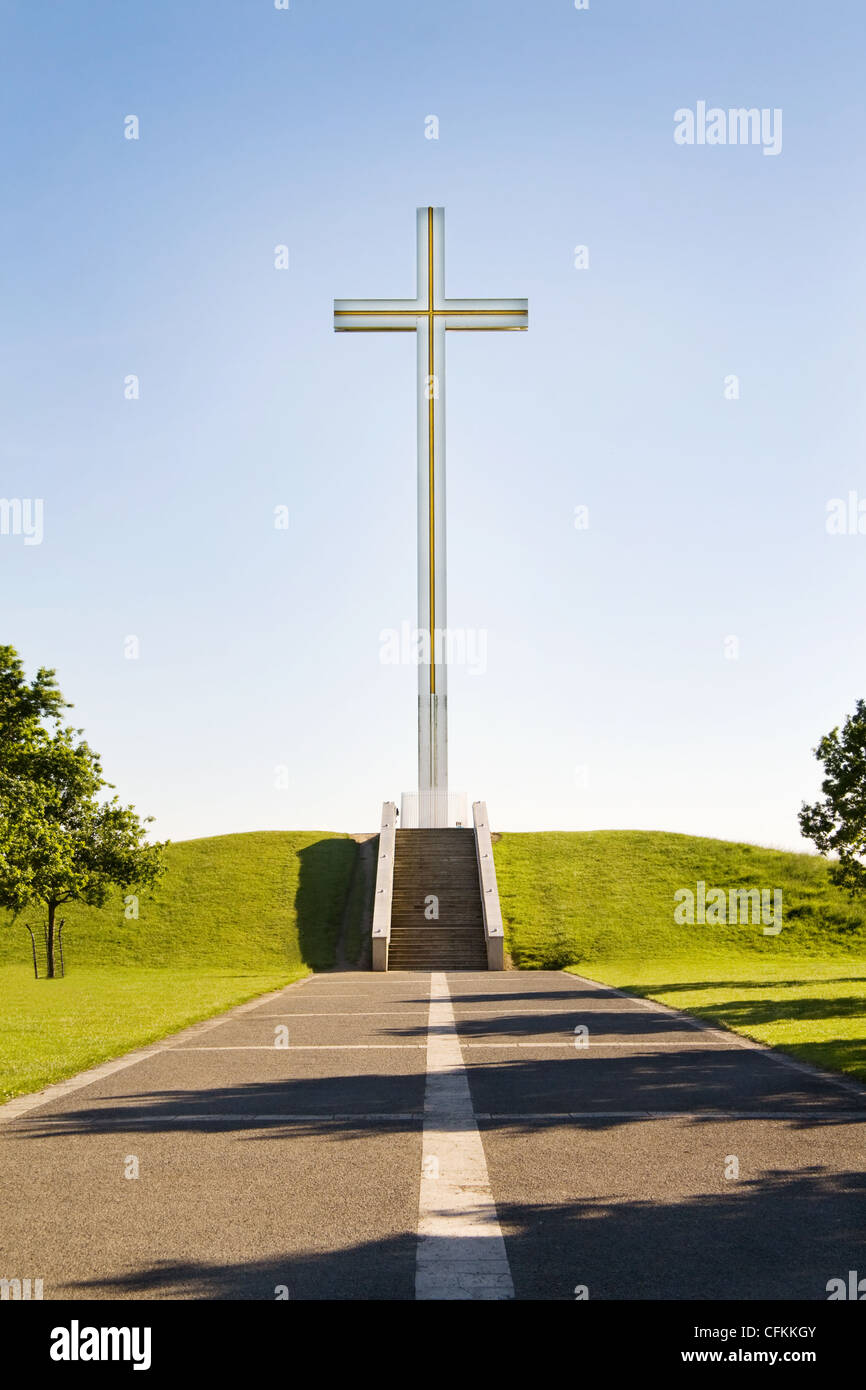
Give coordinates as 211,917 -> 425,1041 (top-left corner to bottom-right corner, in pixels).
2,0 -> 865,847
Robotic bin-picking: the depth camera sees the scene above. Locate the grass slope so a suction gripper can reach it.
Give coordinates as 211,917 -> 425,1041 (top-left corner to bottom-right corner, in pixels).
493,830 -> 866,1082
0,831 -> 357,1101
3,827 -> 864,1099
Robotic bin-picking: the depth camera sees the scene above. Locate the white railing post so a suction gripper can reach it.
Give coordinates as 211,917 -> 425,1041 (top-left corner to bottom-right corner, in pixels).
371,801 -> 397,972
473,801 -> 505,970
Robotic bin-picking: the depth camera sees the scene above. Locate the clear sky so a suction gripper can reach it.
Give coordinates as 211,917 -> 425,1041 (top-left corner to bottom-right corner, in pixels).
2,0 -> 865,848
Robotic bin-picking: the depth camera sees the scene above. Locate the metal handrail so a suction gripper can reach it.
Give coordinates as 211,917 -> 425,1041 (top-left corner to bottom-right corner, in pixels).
371,802 -> 397,971
473,800 -> 505,970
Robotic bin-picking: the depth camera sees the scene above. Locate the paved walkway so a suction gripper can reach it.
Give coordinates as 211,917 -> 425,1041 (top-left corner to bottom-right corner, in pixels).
1,971 -> 863,1300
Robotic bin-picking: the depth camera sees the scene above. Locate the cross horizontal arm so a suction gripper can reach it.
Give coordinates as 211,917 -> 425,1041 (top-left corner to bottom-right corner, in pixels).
334,298 -> 528,332
441,299 -> 528,313
441,298 -> 528,330
334,298 -> 423,332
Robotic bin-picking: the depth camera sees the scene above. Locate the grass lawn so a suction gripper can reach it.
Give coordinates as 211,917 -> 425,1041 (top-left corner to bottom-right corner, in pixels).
0,964 -> 307,1103
565,957 -> 866,1083
494,830 -> 866,1083
0,830 -> 359,1102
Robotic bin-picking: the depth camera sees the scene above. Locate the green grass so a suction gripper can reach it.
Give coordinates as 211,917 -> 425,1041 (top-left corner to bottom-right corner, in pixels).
0,964 -> 305,1103
570,959 -> 866,1083
493,830 -> 866,1082
4,826 -> 864,1100
0,831 -> 358,1101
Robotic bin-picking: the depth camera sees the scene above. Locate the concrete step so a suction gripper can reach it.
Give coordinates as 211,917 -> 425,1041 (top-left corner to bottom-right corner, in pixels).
390,949 -> 483,956
390,925 -> 483,935
392,879 -> 480,889
393,897 -> 478,904
392,891 -> 480,900
391,949 -> 482,957
388,825 -> 487,970
390,930 -> 483,940
394,849 -> 476,856
392,903 -> 480,911
392,914 -> 481,923
388,960 -> 487,968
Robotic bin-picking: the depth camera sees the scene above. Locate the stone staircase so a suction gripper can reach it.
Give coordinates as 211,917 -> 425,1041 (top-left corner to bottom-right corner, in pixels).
387,828 -> 488,970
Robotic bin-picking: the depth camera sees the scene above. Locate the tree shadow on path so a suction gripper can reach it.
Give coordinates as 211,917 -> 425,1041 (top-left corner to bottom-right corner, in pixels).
60,1168 -> 866,1301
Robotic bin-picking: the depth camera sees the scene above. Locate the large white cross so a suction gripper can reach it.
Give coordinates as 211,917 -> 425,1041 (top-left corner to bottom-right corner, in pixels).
334,207 -> 528,812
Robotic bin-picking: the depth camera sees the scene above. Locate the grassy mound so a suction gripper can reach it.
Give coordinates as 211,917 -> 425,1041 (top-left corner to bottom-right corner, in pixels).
0,830 -> 357,974
493,830 -> 866,969
0,831 -> 358,1102
493,830 -> 866,1080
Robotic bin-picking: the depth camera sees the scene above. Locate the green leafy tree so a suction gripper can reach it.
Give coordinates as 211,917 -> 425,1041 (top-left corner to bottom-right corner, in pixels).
799,699 -> 866,896
0,646 -> 166,976
0,645 -> 68,761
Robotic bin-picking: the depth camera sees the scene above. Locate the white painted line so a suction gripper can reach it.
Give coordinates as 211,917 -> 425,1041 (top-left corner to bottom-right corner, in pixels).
476,1110 -> 866,1122
416,973 -> 514,1301
13,1108 -> 862,1131
250,1007 -> 728,1020
275,991 -> 431,996
252,1011 -> 697,1023
12,1112 -> 425,1126
455,1012 -> 711,1022
252,1011 -> 431,1017
0,977 -> 314,1124
173,1044 -> 426,1051
459,1040 -> 737,1048
169,1041 -> 731,1052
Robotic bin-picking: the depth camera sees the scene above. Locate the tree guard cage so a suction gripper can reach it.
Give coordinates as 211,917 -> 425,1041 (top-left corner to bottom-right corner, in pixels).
24,921 -> 65,978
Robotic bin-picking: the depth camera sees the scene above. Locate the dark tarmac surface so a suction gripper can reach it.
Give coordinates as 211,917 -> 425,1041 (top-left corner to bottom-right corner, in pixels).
1,971 -> 862,1300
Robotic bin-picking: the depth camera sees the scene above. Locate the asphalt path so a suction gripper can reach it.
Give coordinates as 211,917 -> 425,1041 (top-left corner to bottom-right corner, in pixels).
1,970 -> 862,1300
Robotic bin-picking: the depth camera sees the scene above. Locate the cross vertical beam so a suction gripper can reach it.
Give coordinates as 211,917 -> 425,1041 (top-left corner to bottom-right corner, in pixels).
334,208 -> 527,818
419,207 -> 447,797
